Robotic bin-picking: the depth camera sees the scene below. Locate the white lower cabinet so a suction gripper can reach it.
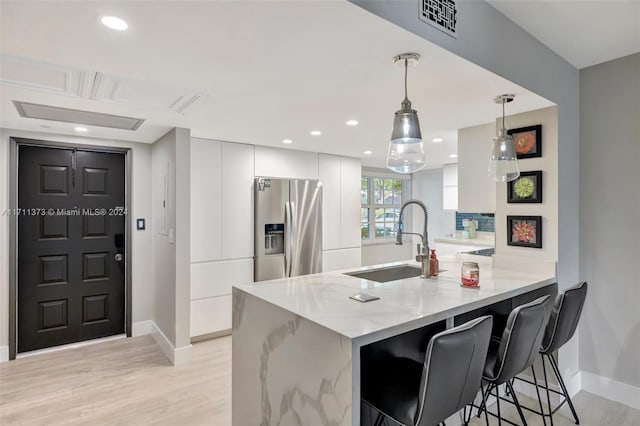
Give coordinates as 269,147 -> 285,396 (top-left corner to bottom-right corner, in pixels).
190,258 -> 253,337
190,295 -> 232,337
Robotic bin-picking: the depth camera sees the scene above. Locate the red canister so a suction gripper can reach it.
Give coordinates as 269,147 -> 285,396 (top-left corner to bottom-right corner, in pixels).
461,262 -> 480,287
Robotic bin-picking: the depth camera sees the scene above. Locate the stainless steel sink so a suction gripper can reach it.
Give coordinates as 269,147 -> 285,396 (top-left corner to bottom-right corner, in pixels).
345,265 -> 423,283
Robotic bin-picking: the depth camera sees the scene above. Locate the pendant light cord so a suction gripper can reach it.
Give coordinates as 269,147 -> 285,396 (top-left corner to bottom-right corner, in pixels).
404,58 -> 409,101
502,99 -> 505,129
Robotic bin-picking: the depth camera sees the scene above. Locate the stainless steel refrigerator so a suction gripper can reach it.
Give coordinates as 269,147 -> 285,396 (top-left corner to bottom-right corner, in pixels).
254,177 -> 322,282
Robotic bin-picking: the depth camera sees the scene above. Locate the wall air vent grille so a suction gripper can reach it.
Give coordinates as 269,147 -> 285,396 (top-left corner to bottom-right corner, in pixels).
420,0 -> 457,38
13,101 -> 145,131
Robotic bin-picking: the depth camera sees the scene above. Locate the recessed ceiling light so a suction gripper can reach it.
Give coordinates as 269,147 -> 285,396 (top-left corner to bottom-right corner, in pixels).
310,130 -> 322,136
432,138 -> 443,143
282,139 -> 293,144
101,16 -> 128,31
363,150 -> 373,155
346,120 -> 359,126
449,154 -> 458,158
74,126 -> 88,132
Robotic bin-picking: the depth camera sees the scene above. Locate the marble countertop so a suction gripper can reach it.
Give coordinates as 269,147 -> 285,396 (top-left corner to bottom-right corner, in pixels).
233,255 -> 555,343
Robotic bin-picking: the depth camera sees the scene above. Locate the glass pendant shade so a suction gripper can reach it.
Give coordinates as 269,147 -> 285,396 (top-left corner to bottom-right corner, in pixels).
387,53 -> 425,174
488,127 -> 519,182
387,107 -> 426,173
489,94 -> 519,182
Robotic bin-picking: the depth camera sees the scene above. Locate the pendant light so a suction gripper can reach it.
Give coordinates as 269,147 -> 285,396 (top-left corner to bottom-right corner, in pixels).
387,53 -> 426,174
488,94 -> 520,182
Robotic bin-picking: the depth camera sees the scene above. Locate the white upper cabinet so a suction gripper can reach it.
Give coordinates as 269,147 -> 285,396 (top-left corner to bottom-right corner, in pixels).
319,154 -> 342,250
340,157 -> 361,249
458,123 -> 496,213
190,138 -> 222,262
254,145 -> 318,179
222,142 -> 254,259
318,154 -> 362,251
442,163 -> 458,211
191,138 -> 254,262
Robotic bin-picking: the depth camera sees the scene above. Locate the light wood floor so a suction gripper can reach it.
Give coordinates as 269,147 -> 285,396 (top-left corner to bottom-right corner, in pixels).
1,335 -> 638,425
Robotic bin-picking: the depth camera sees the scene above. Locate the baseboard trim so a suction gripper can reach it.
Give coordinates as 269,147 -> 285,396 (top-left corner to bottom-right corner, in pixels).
132,320 -> 153,337
564,368 -> 582,398
149,321 -> 192,366
190,328 -> 231,343
581,371 -> 640,411
0,346 -> 9,362
150,321 -> 175,364
173,344 -> 193,366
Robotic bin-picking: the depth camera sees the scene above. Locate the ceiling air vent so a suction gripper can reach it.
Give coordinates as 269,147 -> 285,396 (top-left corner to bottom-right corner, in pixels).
13,101 -> 145,130
420,0 -> 457,38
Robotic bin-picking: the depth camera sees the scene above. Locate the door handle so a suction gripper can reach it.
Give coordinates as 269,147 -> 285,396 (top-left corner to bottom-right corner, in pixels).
114,253 -> 124,262
284,202 -> 292,277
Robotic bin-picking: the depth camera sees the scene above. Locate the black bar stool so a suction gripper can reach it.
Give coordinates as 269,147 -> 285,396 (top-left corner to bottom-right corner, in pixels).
362,315 -> 493,426
514,281 -> 588,425
477,295 -> 553,426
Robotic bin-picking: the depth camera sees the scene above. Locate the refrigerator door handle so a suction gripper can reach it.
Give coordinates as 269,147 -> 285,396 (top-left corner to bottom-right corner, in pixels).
284,201 -> 292,277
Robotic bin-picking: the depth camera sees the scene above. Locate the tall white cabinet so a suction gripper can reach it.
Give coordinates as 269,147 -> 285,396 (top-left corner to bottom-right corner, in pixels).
319,154 -> 362,271
190,138 -> 254,338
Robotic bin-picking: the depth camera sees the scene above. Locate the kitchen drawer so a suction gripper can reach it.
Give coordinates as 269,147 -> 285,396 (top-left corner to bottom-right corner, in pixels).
190,295 -> 231,337
191,258 -> 253,300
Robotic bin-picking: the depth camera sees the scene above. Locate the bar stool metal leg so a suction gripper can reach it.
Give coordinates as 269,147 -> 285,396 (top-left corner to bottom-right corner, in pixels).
548,353 -> 580,425
494,385 -> 503,426
477,382 -> 489,418
531,365 -> 548,426
481,383 -> 490,426
506,380 -> 528,426
541,354 -> 555,426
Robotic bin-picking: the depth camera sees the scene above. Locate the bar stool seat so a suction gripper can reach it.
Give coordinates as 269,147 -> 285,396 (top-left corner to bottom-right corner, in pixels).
477,295 -> 553,426
512,281 -> 588,425
362,315 -> 493,426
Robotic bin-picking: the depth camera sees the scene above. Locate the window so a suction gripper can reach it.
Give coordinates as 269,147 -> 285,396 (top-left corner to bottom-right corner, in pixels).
361,176 -> 407,240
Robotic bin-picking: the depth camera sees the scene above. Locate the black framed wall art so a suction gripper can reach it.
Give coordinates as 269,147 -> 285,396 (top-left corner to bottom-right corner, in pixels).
507,171 -> 542,203
507,215 -> 542,248
509,124 -> 542,159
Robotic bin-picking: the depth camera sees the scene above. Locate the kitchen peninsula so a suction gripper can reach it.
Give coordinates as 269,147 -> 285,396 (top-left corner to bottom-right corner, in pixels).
232,256 -> 556,425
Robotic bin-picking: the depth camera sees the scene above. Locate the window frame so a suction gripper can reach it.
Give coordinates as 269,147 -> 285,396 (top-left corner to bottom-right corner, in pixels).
361,175 -> 411,243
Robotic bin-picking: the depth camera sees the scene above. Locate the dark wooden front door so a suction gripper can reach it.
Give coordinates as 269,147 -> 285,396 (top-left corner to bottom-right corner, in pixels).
18,145 -> 126,353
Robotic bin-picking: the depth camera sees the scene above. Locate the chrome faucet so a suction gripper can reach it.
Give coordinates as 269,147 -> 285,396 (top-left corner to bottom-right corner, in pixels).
396,199 -> 431,278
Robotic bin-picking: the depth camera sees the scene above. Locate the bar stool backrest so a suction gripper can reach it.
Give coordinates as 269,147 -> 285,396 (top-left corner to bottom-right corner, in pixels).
492,295 -> 553,385
541,281 -> 588,354
414,315 -> 493,426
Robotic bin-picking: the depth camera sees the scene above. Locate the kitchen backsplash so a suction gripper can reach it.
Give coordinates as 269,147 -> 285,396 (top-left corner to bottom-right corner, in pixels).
456,212 -> 495,232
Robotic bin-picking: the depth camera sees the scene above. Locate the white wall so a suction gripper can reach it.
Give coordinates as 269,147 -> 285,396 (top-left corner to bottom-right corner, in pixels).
494,107 -> 558,265
151,130 -> 177,346
151,128 -> 191,364
0,128 -> 153,361
579,54 -> 640,397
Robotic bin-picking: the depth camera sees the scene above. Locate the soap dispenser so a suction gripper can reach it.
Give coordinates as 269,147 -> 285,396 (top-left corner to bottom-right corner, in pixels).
429,249 -> 439,277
